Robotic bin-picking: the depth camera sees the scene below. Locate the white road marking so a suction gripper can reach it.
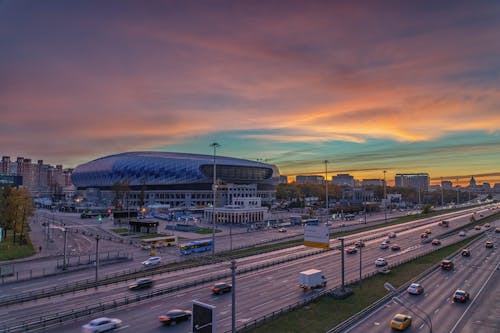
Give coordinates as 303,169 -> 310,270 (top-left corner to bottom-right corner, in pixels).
150,304 -> 162,310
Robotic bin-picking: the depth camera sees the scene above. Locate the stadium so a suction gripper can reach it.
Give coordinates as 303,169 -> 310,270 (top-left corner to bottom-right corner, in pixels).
71,151 -> 280,209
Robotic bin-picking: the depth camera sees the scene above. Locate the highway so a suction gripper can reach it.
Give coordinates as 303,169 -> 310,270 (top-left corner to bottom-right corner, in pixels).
1,206 -> 496,332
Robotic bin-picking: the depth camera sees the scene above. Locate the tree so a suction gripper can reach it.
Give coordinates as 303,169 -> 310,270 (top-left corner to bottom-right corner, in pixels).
0,188 -> 33,244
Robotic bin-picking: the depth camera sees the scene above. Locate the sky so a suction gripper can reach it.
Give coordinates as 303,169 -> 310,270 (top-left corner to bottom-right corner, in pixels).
1,0 -> 499,186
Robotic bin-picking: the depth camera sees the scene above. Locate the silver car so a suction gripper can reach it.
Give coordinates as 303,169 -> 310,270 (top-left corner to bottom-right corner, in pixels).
142,256 -> 161,266
82,317 -> 122,333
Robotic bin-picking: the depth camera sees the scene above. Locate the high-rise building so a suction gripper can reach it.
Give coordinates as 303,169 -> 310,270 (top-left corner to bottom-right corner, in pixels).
332,173 -> 355,187
441,180 -> 453,190
2,156 -> 11,174
295,175 -> 324,184
362,178 -> 385,187
395,173 -> 429,191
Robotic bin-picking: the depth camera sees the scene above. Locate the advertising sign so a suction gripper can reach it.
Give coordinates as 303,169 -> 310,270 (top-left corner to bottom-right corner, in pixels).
192,300 -> 216,333
304,224 -> 330,249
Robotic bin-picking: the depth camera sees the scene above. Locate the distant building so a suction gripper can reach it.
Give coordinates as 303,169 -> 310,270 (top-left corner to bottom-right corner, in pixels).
441,180 -> 453,190
362,179 -> 385,187
332,173 -> 355,187
395,173 -> 429,191
295,175 -> 324,184
279,175 -> 288,184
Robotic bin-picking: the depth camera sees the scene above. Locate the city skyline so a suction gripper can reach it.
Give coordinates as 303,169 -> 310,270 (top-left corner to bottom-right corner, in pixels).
1,1 -> 499,185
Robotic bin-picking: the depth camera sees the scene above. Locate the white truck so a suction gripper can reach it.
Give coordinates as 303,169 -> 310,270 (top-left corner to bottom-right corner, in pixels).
299,269 -> 327,290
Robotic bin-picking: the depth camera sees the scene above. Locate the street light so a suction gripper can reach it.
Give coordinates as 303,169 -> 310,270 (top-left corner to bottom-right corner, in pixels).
231,260 -> 237,333
95,234 -> 100,285
441,177 -> 444,207
383,170 -> 387,223
324,160 -> 329,220
210,142 -> 220,257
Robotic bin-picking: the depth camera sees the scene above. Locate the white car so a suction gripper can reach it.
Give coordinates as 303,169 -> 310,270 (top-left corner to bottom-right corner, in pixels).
375,258 -> 388,267
380,242 -> 389,249
142,256 -> 161,266
82,317 -> 122,333
407,283 -> 424,295
278,228 -> 287,233
458,231 -> 466,237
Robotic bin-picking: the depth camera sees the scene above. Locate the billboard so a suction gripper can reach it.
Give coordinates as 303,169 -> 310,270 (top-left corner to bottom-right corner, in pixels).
304,224 -> 330,249
192,300 -> 216,333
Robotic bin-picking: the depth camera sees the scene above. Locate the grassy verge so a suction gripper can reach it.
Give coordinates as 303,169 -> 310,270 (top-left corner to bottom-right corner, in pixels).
247,234 -> 481,333
196,228 -> 222,234
0,230 -> 36,260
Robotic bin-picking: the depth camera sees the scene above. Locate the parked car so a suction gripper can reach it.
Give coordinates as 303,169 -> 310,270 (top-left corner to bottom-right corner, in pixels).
461,249 -> 471,257
407,283 -> 424,295
452,289 -> 470,303
440,259 -> 454,270
128,278 -> 153,290
82,317 -> 122,333
380,242 -> 389,249
211,282 -> 232,294
390,313 -> 412,331
375,258 -> 388,267
391,244 -> 401,251
142,256 -> 161,266
346,247 -> 358,254
431,239 -> 441,246
158,309 -> 192,325
458,231 -> 466,237
485,241 -> 494,248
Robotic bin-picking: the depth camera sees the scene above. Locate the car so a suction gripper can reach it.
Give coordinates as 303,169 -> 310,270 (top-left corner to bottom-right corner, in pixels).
420,233 -> 429,239
421,237 -> 432,244
278,228 -> 287,233
440,259 -> 454,270
485,241 -> 494,248
82,317 -> 122,333
142,256 -> 161,266
211,282 -> 232,294
424,229 -> 432,234
355,240 -> 365,248
458,231 -> 466,237
407,283 -> 424,295
438,220 -> 449,227
461,249 -> 471,257
391,244 -> 401,251
431,239 -> 441,246
346,247 -> 358,254
380,242 -> 389,249
375,258 -> 387,267
390,313 -> 412,331
495,227 -> 500,233
452,289 -> 470,303
128,278 -> 153,290
159,309 -> 192,325
484,223 -> 491,228
384,238 -> 391,243
474,225 -> 481,230
388,232 -> 397,238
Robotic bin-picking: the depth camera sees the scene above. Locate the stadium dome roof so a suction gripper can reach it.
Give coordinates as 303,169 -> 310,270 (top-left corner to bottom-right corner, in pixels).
71,151 -> 280,188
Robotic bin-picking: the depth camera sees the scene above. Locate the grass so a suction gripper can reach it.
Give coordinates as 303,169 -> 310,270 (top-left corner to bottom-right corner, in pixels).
110,228 -> 129,233
247,234 -> 481,333
196,228 -> 222,234
0,230 -> 36,260
138,233 -> 169,239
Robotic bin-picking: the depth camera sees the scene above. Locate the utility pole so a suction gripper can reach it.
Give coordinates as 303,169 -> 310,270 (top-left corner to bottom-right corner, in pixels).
210,142 -> 220,257
441,177 -> 444,207
359,243 -> 362,288
62,225 -> 68,270
231,260 -> 237,333
324,160 -> 329,221
456,177 -> 459,205
383,170 -> 387,223
95,234 -> 100,285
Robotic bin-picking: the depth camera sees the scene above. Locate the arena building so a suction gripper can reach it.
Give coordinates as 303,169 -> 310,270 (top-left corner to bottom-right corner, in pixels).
71,151 -> 280,211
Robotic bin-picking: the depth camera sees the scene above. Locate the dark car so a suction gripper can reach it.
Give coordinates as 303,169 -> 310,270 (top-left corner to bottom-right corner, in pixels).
128,278 -> 153,290
485,241 -> 494,248
461,249 -> 471,257
158,309 -> 192,325
346,247 -> 358,254
452,289 -> 470,303
421,238 -> 432,244
440,259 -> 454,270
355,240 -> 365,248
391,244 -> 401,251
211,282 -> 232,294
431,239 -> 441,246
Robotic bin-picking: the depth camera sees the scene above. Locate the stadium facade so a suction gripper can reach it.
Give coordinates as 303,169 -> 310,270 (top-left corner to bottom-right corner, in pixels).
71,151 -> 280,210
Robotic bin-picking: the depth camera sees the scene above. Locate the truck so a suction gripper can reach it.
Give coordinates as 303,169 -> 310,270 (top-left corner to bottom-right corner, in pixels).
299,269 -> 327,290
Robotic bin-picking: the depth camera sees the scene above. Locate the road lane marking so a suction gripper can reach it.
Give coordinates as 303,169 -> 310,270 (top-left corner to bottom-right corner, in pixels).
420,324 -> 425,329
150,304 -> 162,310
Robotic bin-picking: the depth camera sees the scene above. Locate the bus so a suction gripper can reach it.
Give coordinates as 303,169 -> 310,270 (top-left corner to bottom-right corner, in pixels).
304,218 -> 320,226
179,239 -> 213,255
141,236 -> 178,249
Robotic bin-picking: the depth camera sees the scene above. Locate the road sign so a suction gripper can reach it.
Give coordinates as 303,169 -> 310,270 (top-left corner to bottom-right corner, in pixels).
192,300 -> 216,333
304,224 -> 330,249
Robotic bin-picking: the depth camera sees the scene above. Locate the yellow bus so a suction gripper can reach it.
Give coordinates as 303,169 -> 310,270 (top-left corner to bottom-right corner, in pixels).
141,235 -> 178,249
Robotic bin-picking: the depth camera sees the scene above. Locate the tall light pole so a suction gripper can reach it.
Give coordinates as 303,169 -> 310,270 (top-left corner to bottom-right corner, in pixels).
456,177 -> 459,205
95,234 -> 100,286
231,259 -> 237,333
324,160 -> 329,220
62,225 -> 68,270
441,177 -> 444,207
383,170 -> 387,223
210,142 -> 220,257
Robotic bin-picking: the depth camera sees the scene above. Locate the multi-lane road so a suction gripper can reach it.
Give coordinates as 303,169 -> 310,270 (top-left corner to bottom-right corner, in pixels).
0,205 -> 498,333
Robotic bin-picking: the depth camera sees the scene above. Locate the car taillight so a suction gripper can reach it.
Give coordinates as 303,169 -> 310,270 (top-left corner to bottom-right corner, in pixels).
461,297 -> 464,301
213,288 -> 219,292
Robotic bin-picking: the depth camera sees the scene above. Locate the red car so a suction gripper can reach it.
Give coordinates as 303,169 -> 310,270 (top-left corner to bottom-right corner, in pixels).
159,309 -> 192,325
431,239 -> 441,246
355,240 -> 365,248
440,260 -> 454,270
391,244 -> 401,251
452,289 -> 470,303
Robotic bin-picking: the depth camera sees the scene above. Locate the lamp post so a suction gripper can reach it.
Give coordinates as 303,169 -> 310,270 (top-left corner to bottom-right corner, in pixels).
210,142 -> 220,257
324,160 -> 329,221
359,242 -> 362,288
95,234 -> 100,285
392,296 -> 432,333
456,177 -> 459,205
441,177 -> 444,207
231,259 -> 237,333
383,170 -> 387,223
62,225 -> 68,270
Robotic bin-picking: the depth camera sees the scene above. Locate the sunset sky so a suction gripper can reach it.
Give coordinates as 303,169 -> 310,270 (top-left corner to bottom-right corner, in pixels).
1,0 -> 499,186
